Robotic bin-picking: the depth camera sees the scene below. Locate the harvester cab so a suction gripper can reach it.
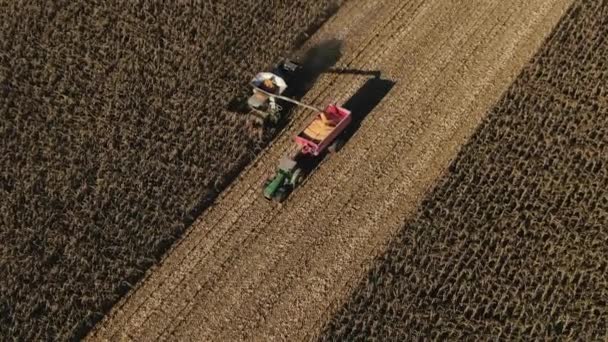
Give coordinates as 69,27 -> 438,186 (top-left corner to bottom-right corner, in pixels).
245,59 -> 326,125
247,60 -> 300,123
248,71 -> 288,123
263,155 -> 303,202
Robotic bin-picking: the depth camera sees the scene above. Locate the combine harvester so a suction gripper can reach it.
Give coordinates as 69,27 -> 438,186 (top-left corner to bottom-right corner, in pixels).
243,59 -> 308,125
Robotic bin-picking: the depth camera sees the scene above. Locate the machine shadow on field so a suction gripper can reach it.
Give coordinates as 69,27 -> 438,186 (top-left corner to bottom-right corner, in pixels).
287,39 -> 344,98
298,75 -> 396,175
227,39 -> 343,118
271,39 -> 345,128
340,76 -> 396,142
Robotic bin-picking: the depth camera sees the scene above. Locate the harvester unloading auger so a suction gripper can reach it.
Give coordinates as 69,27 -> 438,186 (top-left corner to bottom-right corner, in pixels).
246,59 -> 326,124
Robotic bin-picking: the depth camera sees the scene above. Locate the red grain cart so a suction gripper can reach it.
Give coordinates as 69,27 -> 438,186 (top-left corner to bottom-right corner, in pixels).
295,104 -> 352,155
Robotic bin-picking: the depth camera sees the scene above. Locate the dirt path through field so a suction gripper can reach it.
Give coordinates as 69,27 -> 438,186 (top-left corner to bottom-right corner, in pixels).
88,0 -> 573,340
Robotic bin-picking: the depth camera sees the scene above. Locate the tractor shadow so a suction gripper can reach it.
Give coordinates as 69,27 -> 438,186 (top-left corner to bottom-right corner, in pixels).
340,76 -> 396,144
297,75 -> 396,175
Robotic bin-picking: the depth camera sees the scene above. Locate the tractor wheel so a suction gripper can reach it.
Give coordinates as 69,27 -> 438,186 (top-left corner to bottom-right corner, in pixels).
290,168 -> 303,187
274,185 -> 291,203
328,138 -> 344,153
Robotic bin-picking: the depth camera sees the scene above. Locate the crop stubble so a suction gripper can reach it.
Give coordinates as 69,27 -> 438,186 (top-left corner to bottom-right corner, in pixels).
320,0 -> 607,340
89,0 -> 392,339
89,0 -> 573,341
0,1 -> 342,340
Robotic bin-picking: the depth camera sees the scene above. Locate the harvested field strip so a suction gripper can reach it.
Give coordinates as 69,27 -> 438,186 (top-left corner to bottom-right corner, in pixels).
92,1 -> 425,339
89,0 -> 573,341
264,2 -> 574,339
222,0 -> 513,338
0,1 -> 342,340
320,0 -> 608,340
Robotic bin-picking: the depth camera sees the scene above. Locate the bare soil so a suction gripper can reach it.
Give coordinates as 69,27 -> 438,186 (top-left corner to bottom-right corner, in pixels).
88,0 -> 574,341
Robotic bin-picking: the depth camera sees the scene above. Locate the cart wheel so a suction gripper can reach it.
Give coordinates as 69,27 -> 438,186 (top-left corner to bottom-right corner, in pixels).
328,138 -> 344,153
290,168 -> 303,186
274,186 -> 290,203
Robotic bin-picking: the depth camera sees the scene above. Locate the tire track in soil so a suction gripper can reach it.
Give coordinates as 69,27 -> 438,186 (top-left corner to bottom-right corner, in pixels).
88,0 -> 574,340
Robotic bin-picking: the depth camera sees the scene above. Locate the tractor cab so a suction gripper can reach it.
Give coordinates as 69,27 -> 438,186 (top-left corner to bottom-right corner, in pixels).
263,156 -> 303,202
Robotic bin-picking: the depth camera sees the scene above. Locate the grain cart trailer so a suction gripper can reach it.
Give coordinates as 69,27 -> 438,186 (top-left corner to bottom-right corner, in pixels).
263,104 -> 351,202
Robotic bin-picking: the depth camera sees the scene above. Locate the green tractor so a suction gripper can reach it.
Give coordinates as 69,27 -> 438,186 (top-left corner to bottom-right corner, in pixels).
263,156 -> 303,202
